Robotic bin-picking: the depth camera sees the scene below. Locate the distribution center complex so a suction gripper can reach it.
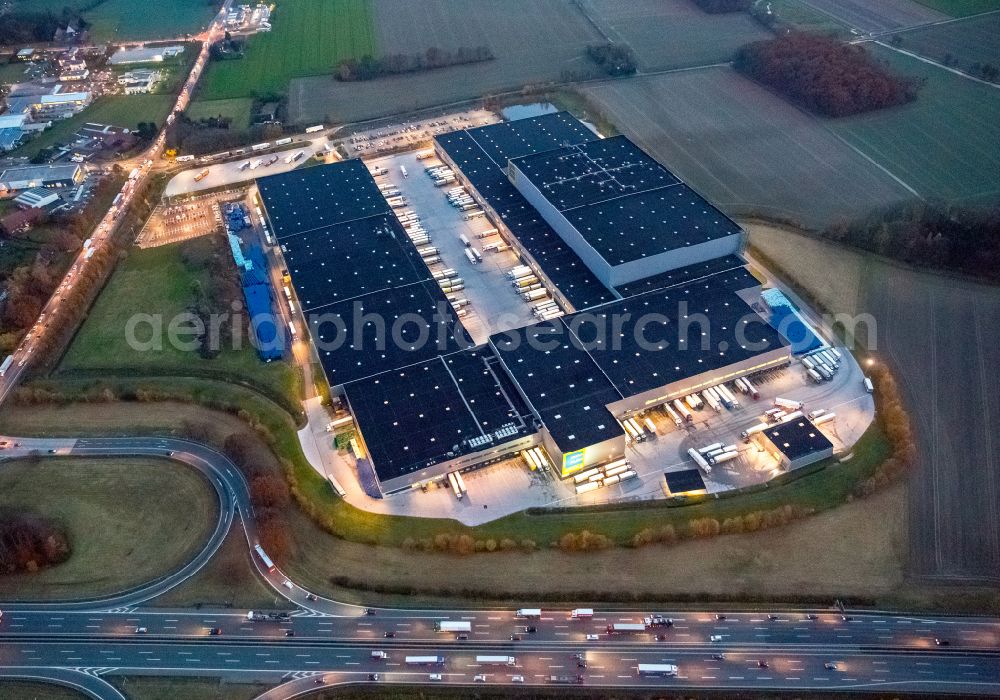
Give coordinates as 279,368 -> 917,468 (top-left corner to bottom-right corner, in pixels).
257,112 -> 799,495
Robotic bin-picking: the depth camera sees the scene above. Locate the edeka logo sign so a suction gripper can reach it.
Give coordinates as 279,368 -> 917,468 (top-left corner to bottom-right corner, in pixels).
561,449 -> 586,478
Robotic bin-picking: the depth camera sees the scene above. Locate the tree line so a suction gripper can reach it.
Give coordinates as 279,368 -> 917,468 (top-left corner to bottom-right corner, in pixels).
0,9 -> 86,45
335,46 -> 494,82
734,33 -> 918,117
823,202 -> 1000,283
0,171 -> 124,355
586,43 -> 637,77
0,514 -> 71,575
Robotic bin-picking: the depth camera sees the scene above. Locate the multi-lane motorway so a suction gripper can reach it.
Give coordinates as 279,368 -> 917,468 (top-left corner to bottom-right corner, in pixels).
2,433 -> 1000,699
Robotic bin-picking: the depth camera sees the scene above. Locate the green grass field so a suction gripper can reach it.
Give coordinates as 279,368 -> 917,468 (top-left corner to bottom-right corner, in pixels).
913,0 -> 1000,15
829,45 -> 1000,206
894,12 -> 1000,74
110,677 -> 267,700
10,0 -> 218,42
57,238 -> 299,407
0,457 -> 217,601
10,95 -> 173,159
198,0 -> 376,99
185,97 -> 255,130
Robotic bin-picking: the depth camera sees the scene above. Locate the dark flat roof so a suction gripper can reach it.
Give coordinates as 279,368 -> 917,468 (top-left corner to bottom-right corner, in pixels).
258,159 -> 470,387
308,280 -> 469,386
614,254 -> 754,297
510,136 -> 742,266
490,275 -> 788,453
280,213 -> 431,310
345,347 -> 534,484
435,115 -> 617,311
664,468 -> 707,494
511,136 -> 680,211
256,160 -> 389,239
763,417 -> 834,461
569,277 -> 788,398
491,320 -> 625,453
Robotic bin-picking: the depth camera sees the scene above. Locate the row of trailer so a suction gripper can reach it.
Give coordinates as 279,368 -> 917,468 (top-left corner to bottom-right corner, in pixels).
371,168 -> 473,321
520,446 -> 551,472
687,442 -> 739,474
447,471 -> 468,500
506,264 -> 564,321
801,346 -> 843,384
425,162 -> 457,187
573,457 -> 637,494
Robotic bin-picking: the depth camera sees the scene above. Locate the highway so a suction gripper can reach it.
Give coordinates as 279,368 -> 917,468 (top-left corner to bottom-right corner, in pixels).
0,0 -> 233,407
2,434 -> 1000,699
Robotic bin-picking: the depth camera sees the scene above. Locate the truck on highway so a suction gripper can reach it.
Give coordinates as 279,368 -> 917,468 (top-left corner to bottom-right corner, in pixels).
476,656 -> 516,666
571,609 -> 593,619
607,623 -> 646,634
0,355 -> 13,377
406,656 -> 445,665
515,609 -> 541,618
246,611 -> 290,621
249,159 -> 263,170
435,620 -> 471,633
194,168 -> 210,182
548,675 -> 584,684
637,663 -> 678,677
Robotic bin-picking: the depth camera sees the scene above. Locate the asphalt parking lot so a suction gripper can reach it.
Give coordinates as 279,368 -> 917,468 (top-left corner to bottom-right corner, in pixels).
370,151 -> 539,344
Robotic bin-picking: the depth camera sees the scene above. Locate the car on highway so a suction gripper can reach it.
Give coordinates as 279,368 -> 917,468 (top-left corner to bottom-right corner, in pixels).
384,631 -> 396,638
473,674 -> 487,682
757,660 -> 769,669
586,634 -> 599,640
824,662 -> 839,670
712,653 -> 725,660
134,627 -> 147,634
209,628 -> 222,636
284,630 -> 295,637
429,673 -> 442,681
805,614 -> 818,621
509,634 -> 521,641
935,638 -> 950,646
367,673 -> 379,681
512,675 -> 524,683
710,635 -> 723,642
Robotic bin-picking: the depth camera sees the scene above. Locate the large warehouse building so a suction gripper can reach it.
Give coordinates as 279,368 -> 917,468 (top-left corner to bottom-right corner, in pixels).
257,113 -> 798,494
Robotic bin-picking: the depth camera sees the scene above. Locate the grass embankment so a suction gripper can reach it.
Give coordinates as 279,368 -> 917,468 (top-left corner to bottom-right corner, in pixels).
0,457 -> 217,601
110,676 -> 267,700
56,237 -> 301,412
152,526 -> 278,610
198,0 -> 377,100
0,682 -> 84,699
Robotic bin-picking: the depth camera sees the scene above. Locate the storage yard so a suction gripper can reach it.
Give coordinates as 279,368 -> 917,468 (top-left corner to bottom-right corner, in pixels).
253,111 -> 875,520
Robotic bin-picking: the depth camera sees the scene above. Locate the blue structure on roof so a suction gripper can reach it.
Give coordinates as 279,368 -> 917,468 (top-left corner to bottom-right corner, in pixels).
231,237 -> 282,361
761,288 -> 823,355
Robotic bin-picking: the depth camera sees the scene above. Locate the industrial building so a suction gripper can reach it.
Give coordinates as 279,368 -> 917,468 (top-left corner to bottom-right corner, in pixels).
257,113 -> 807,495
0,164 -> 84,194
256,160 -> 470,387
756,416 -> 834,470
109,45 -> 184,65
13,187 -> 61,210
